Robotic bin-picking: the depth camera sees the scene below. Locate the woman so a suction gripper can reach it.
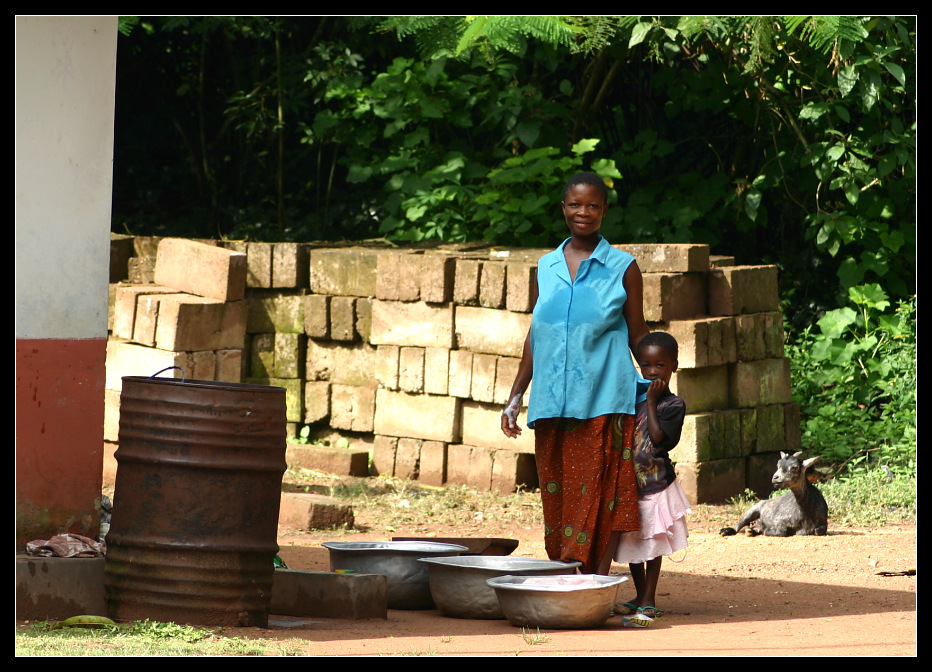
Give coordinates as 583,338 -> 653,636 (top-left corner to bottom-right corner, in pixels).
501,171 -> 650,575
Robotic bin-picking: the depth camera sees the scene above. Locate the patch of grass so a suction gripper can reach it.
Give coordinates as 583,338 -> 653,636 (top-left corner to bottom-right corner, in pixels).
821,470 -> 916,526
15,620 -> 275,656
520,627 -> 550,645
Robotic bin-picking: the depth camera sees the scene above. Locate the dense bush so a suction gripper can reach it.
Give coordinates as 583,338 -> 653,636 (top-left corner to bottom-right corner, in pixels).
786,286 -> 915,477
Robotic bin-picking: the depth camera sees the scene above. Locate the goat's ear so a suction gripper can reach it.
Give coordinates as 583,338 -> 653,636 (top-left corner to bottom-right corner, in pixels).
792,451 -> 803,458
780,451 -> 788,459
803,456 -> 820,469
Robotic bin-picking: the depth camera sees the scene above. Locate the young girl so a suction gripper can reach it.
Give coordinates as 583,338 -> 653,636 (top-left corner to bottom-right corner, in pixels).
614,331 -> 691,624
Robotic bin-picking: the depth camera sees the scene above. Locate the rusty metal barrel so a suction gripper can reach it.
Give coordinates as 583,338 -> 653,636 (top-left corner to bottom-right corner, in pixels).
105,375 -> 286,627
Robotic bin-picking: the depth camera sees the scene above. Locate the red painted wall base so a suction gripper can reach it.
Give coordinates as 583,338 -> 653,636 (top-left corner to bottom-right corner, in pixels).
16,337 -> 107,549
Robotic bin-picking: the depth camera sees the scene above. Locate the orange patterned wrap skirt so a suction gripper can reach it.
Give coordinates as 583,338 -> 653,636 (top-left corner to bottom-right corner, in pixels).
533,414 -> 640,574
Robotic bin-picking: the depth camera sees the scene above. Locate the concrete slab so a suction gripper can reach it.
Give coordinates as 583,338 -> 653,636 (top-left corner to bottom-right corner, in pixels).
270,569 -> 387,619
16,555 -> 108,621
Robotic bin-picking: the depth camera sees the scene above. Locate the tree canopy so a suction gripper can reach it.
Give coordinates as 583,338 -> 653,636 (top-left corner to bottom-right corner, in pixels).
112,16 -> 915,323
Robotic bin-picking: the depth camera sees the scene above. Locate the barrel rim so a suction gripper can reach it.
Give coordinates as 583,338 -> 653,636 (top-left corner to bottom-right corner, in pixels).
121,376 -> 286,393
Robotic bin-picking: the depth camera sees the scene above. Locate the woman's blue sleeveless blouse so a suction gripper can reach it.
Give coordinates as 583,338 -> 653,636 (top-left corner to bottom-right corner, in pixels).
527,237 -> 648,428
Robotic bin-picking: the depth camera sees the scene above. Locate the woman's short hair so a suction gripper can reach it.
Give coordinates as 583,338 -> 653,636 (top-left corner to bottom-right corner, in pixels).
563,172 -> 608,202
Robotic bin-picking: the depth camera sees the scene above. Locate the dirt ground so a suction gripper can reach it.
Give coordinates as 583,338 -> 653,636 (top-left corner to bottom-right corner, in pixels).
225,505 -> 917,657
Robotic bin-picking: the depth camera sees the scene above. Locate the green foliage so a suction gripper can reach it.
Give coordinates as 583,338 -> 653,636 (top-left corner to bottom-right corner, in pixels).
111,16 -> 914,322
787,287 -> 915,475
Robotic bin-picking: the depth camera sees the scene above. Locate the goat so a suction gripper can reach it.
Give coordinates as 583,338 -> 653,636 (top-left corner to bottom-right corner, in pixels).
720,452 -> 828,537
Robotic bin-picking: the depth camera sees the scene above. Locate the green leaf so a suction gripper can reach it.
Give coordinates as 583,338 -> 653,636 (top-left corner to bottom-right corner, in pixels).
838,64 -> 858,97
818,307 -> 858,338
744,189 -> 762,221
884,61 -> 907,88
629,21 -> 653,48
848,283 -> 890,311
571,138 -> 600,155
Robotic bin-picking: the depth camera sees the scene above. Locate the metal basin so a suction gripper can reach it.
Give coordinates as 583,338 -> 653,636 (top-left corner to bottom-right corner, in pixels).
486,574 -> 628,629
419,556 -> 581,619
322,541 -> 468,609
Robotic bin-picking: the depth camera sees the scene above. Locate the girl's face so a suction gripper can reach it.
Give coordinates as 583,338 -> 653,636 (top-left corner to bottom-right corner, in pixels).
562,183 -> 608,239
637,344 -> 678,385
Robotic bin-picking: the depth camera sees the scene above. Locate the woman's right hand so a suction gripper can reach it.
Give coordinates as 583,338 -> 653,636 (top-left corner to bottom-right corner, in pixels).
501,394 -> 523,439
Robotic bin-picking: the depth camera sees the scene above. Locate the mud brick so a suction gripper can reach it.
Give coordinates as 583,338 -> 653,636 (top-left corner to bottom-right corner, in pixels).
304,381 -> 330,424
453,257 -> 482,305
215,349 -> 242,383
376,251 -> 420,301
304,341 -> 377,386
675,457 -> 746,505
285,444 -> 368,478
783,402 -> 802,453
445,444 -> 492,490
110,233 -> 135,283
755,404 -> 785,455
105,340 -> 193,391
247,291 -> 306,334
395,438 -> 421,480
103,388 -> 120,442
424,347 -> 450,396
375,345 -> 400,390
304,294 -> 330,339
671,412 -> 719,463
419,441 -> 447,486
130,291 -> 186,346
278,492 -> 355,530
330,384 -> 376,433
735,311 -> 785,361
370,300 -> 454,348
372,435 -> 398,477
330,296 -> 357,341
355,298 -> 372,343
309,247 -> 381,297
445,444 -> 472,486
666,317 -> 735,368
149,294 -> 245,352
127,256 -> 156,284
470,353 -> 497,403
250,333 -> 276,377
493,357 -> 520,405
745,452 -> 783,499
272,242 -> 309,288
244,377 -> 303,422
112,284 -> 176,340
708,265 -> 780,316
454,306 -> 532,358
447,349 -> 473,398
246,242 -> 273,288
459,400 -> 535,454
738,408 -> 758,456
671,365 -> 729,413
479,260 -> 507,309
374,389 -> 461,443
615,243 -> 710,273
728,358 -> 792,408
505,262 -> 537,313
273,332 -> 306,378
399,347 -> 425,393
642,273 -> 707,322
491,450 -> 538,495
419,254 -> 455,304
155,238 -> 246,301
717,409 -> 743,460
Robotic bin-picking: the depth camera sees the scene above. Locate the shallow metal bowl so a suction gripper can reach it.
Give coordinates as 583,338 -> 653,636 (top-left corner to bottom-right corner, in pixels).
486,574 -> 627,629
419,556 -> 582,619
321,541 -> 468,609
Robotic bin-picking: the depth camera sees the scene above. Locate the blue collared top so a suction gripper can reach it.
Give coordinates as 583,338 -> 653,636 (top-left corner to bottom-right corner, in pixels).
527,236 -> 649,427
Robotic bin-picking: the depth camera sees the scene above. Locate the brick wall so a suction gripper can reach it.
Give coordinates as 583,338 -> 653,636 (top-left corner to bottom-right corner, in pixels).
106,235 -> 799,504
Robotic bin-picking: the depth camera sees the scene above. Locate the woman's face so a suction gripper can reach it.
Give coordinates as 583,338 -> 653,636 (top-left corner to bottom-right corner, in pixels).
561,183 -> 608,239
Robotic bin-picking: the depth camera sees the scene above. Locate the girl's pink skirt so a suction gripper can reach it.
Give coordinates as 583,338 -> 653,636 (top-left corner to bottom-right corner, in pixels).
613,479 -> 691,564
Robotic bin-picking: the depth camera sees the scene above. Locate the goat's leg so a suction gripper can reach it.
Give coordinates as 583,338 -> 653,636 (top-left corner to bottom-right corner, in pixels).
719,501 -> 764,536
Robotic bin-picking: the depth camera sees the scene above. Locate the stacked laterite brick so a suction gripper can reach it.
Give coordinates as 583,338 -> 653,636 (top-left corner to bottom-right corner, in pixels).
104,238 -> 248,452
106,236 -> 799,504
